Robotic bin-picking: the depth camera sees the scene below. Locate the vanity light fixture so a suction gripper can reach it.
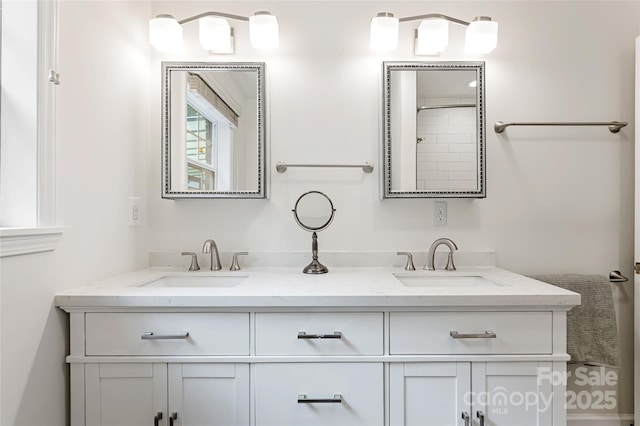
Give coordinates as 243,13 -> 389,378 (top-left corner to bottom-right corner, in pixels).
369,13 -> 399,51
370,12 -> 498,54
149,10 -> 279,53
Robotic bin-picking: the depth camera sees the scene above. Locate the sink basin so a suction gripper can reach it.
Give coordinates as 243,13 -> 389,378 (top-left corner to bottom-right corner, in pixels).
393,274 -> 504,288
140,275 -> 248,288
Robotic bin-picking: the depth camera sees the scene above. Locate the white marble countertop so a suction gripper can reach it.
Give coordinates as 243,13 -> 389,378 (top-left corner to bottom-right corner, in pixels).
55,266 -> 581,310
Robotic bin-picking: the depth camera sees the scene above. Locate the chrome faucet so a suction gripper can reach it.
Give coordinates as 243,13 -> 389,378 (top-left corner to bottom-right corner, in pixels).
425,238 -> 458,271
202,239 -> 222,271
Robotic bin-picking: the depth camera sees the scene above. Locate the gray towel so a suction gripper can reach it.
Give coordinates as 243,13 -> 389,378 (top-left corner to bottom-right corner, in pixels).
528,274 -> 620,367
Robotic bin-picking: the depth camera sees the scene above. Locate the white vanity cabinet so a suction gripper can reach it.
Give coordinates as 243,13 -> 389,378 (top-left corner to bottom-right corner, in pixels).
58,269 -> 577,426
389,362 -> 554,426
388,311 -> 561,426
85,363 -> 249,426
255,363 -> 383,426
254,312 -> 385,425
85,363 -> 167,426
74,312 -> 251,426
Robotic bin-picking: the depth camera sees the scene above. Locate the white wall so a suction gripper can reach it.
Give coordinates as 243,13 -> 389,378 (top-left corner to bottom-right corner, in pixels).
149,0 -> 639,416
0,1 -> 637,425
0,1 -> 151,424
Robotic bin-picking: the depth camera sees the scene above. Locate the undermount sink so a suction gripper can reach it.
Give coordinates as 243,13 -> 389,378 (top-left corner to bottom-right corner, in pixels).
140,275 -> 248,288
393,274 -> 505,288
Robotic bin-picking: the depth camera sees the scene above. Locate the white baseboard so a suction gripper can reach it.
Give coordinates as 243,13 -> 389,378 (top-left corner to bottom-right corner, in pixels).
568,413 -> 634,426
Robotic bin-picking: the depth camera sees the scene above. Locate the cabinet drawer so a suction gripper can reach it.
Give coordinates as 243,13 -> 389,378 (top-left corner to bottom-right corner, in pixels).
85,313 -> 249,356
255,313 -> 383,355
390,312 -> 552,355
255,363 -> 383,426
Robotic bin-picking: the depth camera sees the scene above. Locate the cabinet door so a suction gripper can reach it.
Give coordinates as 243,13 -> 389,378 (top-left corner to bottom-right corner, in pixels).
389,362 -> 471,426
255,363 -> 383,426
85,363 -> 167,426
168,363 -> 249,426
472,362 -> 553,426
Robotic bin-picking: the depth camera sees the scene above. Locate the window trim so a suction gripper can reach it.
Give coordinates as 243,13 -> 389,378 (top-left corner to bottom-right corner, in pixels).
37,0 -> 58,227
0,226 -> 66,258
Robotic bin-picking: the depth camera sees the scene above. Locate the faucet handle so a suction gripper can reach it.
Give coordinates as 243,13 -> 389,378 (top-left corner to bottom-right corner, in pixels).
181,252 -> 200,271
397,252 -> 416,271
230,252 -> 248,271
445,251 -> 456,271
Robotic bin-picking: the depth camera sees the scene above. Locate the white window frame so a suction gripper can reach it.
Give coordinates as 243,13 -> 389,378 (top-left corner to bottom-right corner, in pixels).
0,0 -> 65,258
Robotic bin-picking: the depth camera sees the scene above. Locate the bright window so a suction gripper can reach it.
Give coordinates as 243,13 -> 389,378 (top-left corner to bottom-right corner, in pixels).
185,77 -> 235,191
186,104 -> 216,190
0,0 -> 63,257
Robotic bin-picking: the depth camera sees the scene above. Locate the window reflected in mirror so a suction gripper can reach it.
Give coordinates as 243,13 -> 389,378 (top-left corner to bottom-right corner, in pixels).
162,62 -> 266,199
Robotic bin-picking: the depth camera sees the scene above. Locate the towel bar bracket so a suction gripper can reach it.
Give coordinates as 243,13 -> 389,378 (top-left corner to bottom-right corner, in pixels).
609,270 -> 628,283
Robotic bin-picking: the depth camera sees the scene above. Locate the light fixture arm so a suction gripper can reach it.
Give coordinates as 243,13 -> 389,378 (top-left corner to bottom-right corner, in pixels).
176,11 -> 250,25
398,14 -> 493,27
399,13 -> 470,26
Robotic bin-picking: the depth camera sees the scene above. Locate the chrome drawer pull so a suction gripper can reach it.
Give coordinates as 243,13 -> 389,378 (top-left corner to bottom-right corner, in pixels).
477,410 -> 486,426
169,412 -> 178,426
450,331 -> 496,339
141,332 -> 189,340
297,331 -> 342,339
461,411 -> 470,426
297,394 -> 343,403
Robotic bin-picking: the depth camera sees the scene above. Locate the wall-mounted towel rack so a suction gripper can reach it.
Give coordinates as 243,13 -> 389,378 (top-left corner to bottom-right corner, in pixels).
609,270 -> 628,283
276,161 -> 374,173
494,121 -> 628,134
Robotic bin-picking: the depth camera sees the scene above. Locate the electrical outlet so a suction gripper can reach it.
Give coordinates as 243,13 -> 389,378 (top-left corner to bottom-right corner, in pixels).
434,201 -> 447,226
128,197 -> 140,226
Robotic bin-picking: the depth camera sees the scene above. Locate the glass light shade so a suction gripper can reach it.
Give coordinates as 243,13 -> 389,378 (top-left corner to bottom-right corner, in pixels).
465,19 -> 498,54
199,17 -> 231,51
249,12 -> 279,49
370,13 -> 399,51
416,19 -> 449,54
149,15 -> 183,52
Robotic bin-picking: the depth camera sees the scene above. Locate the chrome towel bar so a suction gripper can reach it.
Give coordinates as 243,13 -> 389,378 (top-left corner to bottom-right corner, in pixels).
494,121 -> 628,134
276,161 -> 373,173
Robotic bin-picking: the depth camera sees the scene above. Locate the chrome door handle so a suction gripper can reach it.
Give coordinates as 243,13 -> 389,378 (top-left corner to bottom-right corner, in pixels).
450,331 -> 496,339
477,410 -> 485,426
169,412 -> 177,426
297,394 -> 343,403
141,332 -> 189,340
461,411 -> 470,426
297,331 -> 342,339
154,412 -> 163,426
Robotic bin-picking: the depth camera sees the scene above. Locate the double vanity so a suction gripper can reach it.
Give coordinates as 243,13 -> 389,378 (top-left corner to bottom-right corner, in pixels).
56,261 -> 579,426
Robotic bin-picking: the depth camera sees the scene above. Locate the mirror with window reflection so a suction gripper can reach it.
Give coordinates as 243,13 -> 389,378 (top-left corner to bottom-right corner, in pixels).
382,62 -> 485,198
162,62 -> 266,199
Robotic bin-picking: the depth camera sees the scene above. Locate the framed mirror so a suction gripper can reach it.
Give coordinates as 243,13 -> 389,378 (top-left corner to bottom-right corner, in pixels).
162,62 -> 266,199
382,61 -> 485,198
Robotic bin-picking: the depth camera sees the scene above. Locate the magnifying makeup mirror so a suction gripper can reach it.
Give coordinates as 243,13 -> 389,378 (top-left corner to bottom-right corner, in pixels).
292,191 -> 336,274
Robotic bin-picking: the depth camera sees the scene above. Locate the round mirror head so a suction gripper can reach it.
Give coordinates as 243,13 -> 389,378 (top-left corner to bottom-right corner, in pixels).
293,191 -> 336,232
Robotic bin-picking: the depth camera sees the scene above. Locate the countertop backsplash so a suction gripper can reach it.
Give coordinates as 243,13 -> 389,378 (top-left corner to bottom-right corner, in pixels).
149,250 -> 497,270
